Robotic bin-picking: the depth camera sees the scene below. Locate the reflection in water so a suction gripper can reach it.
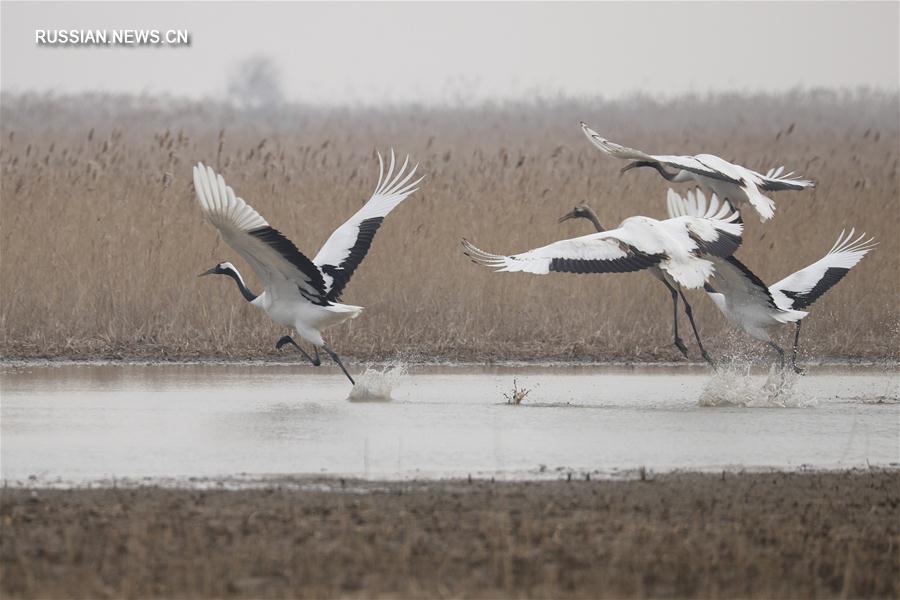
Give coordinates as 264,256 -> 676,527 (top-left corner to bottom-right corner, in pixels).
216,401 -> 339,441
1,362 -> 898,485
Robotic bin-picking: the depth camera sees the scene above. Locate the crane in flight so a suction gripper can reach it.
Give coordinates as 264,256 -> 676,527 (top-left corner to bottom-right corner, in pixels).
667,188 -> 875,372
462,209 -> 743,367
557,190 -> 738,365
580,121 -> 814,222
193,152 -> 423,384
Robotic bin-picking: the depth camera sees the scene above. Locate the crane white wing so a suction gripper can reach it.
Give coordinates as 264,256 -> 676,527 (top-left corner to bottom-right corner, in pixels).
193,163 -> 329,305
462,229 -> 665,276
464,213 -> 742,289
650,215 -> 743,287
690,154 -> 754,184
692,157 -> 813,221
580,123 -> 743,184
665,188 -> 738,222
579,122 -> 655,161
758,165 -> 815,191
313,150 -> 422,301
660,213 -> 743,259
769,229 -> 875,310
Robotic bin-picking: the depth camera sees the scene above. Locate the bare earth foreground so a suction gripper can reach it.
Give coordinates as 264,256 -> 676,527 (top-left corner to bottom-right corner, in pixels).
1,472 -> 897,599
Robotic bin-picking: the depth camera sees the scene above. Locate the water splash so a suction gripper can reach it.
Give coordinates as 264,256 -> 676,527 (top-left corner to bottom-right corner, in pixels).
699,363 -> 813,408
346,362 -> 408,402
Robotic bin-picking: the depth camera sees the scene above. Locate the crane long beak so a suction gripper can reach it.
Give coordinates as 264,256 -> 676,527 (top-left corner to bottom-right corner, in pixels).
198,267 -> 217,277
558,211 -> 578,223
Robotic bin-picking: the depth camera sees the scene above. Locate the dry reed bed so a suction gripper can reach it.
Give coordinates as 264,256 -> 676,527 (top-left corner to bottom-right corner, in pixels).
1,90 -> 897,361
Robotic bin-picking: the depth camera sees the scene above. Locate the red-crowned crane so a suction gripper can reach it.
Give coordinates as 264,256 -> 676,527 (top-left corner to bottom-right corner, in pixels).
462,209 -> 743,367
193,151 -> 423,384
667,188 -> 875,372
580,121 -> 814,222
557,191 -> 739,365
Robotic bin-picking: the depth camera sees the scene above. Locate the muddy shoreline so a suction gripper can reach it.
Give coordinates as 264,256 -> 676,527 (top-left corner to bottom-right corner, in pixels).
2,471 -> 898,598
2,355 -> 897,369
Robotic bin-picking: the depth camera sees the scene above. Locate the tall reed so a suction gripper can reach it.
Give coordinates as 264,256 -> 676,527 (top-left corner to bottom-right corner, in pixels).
1,90 -> 897,360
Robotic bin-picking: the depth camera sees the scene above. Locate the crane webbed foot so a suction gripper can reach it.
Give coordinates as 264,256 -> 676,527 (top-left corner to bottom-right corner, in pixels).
673,336 -> 689,358
701,349 -> 717,370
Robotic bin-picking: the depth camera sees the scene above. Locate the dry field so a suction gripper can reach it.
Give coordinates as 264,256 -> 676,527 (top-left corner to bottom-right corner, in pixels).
1,90 -> 897,361
1,472 -> 898,599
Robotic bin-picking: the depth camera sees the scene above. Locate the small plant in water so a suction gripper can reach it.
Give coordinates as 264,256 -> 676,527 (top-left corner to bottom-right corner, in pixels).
504,378 -> 531,405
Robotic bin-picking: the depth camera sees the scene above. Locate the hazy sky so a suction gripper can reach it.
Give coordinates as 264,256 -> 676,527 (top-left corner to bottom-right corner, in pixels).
2,1 -> 898,105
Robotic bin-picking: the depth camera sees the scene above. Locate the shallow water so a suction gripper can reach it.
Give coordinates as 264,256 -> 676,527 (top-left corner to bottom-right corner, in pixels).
1,363 -> 897,485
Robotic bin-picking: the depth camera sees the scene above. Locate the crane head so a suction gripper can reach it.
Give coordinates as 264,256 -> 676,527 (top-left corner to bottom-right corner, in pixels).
558,204 -> 593,223
199,261 -> 236,277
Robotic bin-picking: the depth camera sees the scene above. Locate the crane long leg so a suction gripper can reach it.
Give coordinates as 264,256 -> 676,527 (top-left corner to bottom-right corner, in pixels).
322,345 -> 355,385
791,321 -> 804,375
276,335 -> 321,366
662,280 -> 688,358
678,290 -> 716,369
767,341 -> 786,369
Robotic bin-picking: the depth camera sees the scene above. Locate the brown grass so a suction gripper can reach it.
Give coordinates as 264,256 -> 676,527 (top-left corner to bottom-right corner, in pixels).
1,472 -> 898,598
1,90 -> 898,361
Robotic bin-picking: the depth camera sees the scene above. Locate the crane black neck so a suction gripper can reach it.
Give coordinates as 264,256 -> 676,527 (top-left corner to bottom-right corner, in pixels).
583,208 -> 605,232
630,161 -> 677,182
221,266 -> 258,302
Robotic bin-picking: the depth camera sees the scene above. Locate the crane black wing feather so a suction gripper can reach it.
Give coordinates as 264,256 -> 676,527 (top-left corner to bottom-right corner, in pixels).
247,226 -> 329,302
769,229 -> 874,311
779,268 -> 850,310
549,251 -> 663,274
319,216 -> 384,301
313,151 -> 423,301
